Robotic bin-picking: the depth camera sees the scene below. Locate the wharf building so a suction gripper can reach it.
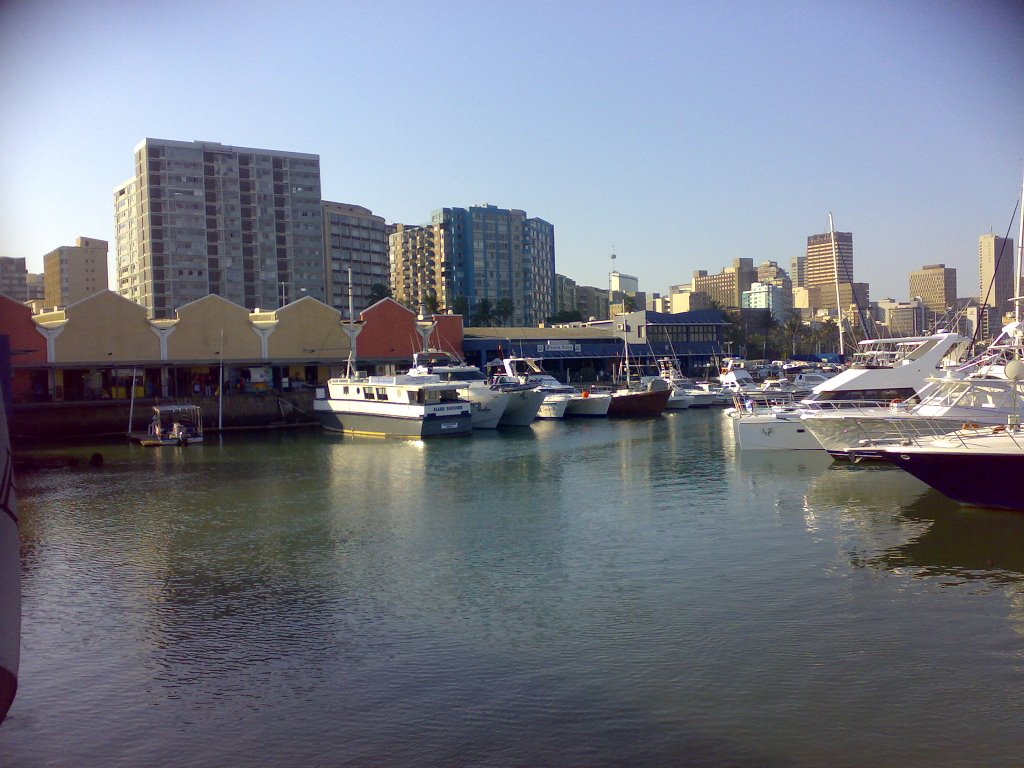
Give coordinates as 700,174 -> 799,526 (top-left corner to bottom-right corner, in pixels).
461,309 -> 728,380
115,138 -> 325,319
389,204 -> 555,327
43,237 -> 109,308
1,291 -> 465,441
322,202 -> 390,319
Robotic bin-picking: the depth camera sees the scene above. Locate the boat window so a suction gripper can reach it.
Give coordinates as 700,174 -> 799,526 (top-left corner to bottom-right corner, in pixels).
363,388 -> 375,400
376,388 -> 389,401
408,391 -> 419,404
423,389 -> 440,404
444,370 -> 486,382
440,389 -> 460,402
811,387 -> 917,403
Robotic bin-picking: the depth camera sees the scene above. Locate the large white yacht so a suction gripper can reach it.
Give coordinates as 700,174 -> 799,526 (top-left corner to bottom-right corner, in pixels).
730,331 -> 970,451
808,322 -> 1024,458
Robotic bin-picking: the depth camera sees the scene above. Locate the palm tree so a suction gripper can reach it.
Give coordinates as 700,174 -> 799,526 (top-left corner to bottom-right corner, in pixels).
494,297 -> 514,326
781,312 -> 805,357
367,283 -> 391,305
474,298 -> 496,327
450,295 -> 470,318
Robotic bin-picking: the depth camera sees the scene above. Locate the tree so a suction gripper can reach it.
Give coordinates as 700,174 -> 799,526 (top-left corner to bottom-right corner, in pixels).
623,295 -> 637,313
781,312 -> 806,357
423,290 -> 439,316
367,283 -> 391,305
450,295 -> 469,318
547,309 -> 583,324
494,298 -> 514,326
473,298 -> 495,327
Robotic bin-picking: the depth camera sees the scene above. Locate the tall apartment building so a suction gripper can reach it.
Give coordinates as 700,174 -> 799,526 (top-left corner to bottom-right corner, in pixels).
26,273 -> 45,302
322,202 -> 389,319
115,138 -> 324,318
43,237 -> 109,307
691,258 -> 756,310
575,285 -> 609,321
554,274 -> 578,316
390,204 -> 555,327
742,282 -> 787,322
978,234 -> 1018,316
0,257 -> 28,302
909,263 -> 956,322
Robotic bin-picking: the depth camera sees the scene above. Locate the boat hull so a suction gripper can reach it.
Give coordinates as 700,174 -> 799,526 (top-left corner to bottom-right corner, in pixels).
882,449 -> 1024,511
497,388 -> 545,426
730,411 -> 822,450
606,389 -> 671,418
314,401 -> 471,438
565,392 -> 611,417
536,393 -> 571,419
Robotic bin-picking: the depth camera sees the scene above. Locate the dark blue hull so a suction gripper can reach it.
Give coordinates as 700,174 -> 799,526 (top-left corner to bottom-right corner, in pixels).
883,451 -> 1024,511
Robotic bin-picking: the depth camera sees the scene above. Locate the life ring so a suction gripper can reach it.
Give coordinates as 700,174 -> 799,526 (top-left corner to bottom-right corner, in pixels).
582,390 -> 590,398
890,399 -> 901,406
961,422 -> 980,430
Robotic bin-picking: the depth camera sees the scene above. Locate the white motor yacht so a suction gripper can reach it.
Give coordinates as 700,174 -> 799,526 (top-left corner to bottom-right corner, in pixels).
731,331 -> 970,452
408,350 -> 510,429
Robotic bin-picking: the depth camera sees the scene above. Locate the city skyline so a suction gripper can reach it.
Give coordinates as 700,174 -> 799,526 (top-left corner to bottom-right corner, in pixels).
1,2 -> 1022,302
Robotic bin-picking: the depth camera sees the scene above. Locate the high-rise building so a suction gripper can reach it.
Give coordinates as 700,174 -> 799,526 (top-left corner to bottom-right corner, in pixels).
742,282 -> 787,322
0,257 -> 28,302
978,234 -> 1018,317
322,202 -> 389,319
26,273 -> 45,302
909,263 -> 956,324
115,138 -> 324,318
790,255 -> 806,289
691,258 -> 757,310
804,231 -> 855,314
390,204 -> 555,326
43,237 -> 109,307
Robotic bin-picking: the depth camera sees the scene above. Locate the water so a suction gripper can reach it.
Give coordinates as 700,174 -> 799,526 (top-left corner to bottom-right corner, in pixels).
3,410 -> 1023,767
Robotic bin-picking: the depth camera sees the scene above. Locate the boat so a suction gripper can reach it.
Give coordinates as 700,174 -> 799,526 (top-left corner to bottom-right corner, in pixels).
408,350 -> 510,429
731,331 -> 970,452
313,371 -> 472,438
806,326 -> 1018,459
136,404 -> 204,446
606,377 -> 672,417
878,422 -> 1024,511
488,358 -> 611,418
0,385 -> 20,724
650,358 -> 719,407
488,379 -> 546,426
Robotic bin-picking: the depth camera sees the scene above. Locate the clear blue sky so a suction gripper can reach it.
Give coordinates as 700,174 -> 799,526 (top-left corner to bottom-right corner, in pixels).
2,0 -> 1022,302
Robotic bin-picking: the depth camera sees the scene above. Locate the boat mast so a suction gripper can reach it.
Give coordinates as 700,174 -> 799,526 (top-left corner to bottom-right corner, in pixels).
828,212 -> 845,358
1017,170 -> 1023,323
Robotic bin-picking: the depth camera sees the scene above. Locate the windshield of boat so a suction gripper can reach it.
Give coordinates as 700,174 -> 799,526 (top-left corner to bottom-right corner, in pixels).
442,370 -> 486,382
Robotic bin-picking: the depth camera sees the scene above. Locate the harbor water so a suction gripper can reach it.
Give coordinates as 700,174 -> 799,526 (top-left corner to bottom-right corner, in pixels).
2,410 -> 1023,767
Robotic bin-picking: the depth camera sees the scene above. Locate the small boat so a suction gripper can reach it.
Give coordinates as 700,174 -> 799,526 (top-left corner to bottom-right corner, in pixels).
408,350 -> 510,429
314,372 -> 472,438
879,422 -> 1024,511
137,404 -> 204,446
0,387 -> 20,724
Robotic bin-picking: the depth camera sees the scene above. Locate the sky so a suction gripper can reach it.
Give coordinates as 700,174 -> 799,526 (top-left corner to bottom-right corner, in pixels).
1,0 -> 1022,303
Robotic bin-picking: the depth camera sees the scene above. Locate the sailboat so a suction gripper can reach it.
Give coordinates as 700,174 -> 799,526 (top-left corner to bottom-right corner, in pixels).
606,319 -> 671,417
